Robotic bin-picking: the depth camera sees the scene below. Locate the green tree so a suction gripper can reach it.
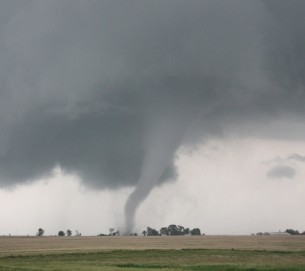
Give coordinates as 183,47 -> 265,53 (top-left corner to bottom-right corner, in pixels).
285,229 -> 300,235
66,229 -> 72,236
36,228 -> 45,236
160,227 -> 169,236
167,225 -> 184,235
58,230 -> 65,236
184,228 -> 190,235
190,228 -> 201,235
147,227 -> 159,236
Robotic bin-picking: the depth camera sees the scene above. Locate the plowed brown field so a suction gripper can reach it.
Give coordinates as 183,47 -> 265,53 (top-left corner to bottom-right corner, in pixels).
1,235 -> 305,257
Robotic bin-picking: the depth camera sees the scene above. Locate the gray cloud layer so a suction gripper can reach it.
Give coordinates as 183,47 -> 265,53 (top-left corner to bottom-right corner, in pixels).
264,153 -> 305,165
264,153 -> 305,180
287,154 -> 305,163
267,165 -> 296,179
0,0 -> 305,230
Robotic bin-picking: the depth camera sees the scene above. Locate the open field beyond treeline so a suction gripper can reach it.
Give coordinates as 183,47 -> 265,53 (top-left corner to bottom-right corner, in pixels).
1,235 -> 305,270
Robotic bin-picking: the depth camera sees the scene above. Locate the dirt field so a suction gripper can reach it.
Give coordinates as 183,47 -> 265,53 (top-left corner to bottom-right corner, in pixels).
1,236 -> 305,270
1,235 -> 305,257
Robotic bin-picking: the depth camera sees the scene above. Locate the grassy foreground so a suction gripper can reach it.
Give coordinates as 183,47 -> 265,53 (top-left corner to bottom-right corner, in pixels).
1,236 -> 305,270
1,249 -> 305,271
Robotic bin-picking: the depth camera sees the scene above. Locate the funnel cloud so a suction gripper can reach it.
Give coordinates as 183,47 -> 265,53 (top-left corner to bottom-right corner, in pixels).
1,0 -> 305,232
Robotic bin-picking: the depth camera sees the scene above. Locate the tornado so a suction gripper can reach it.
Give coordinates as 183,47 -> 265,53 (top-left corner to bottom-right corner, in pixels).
123,112 -> 189,233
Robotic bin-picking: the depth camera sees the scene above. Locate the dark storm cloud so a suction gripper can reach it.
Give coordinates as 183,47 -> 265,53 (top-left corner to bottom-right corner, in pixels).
267,165 -> 296,179
1,0 -> 305,230
0,0 -> 259,187
263,0 -> 305,92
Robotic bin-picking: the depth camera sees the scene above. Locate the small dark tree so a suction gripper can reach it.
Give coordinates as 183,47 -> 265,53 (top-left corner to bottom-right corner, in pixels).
190,228 -> 201,235
285,229 -> 300,235
184,228 -> 190,235
178,225 -> 185,234
58,231 -> 65,236
36,228 -> 45,237
66,229 -> 72,236
160,227 -> 169,236
168,225 -> 178,235
167,225 -> 184,235
147,227 -> 159,236
142,230 -> 147,236
159,225 -> 202,236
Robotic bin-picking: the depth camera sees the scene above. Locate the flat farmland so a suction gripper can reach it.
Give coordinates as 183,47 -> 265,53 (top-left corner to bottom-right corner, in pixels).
1,235 -> 305,270
1,235 -> 305,256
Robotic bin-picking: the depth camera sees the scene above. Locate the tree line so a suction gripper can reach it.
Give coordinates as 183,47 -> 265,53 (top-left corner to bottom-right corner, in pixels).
254,228 -> 305,236
285,229 -> 305,235
143,224 -> 202,236
36,224 -> 203,237
35,227 -> 304,237
36,228 -> 81,237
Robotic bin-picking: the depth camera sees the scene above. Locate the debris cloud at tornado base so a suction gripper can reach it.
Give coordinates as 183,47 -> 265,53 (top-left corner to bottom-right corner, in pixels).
1,1 -> 305,232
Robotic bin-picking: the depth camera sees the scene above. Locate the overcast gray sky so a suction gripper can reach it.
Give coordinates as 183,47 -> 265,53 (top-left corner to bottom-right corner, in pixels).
0,0 -> 305,235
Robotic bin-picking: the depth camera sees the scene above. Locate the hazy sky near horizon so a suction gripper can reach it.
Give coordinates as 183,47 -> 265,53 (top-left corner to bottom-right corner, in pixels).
1,138 -> 305,235
1,0 -> 305,235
